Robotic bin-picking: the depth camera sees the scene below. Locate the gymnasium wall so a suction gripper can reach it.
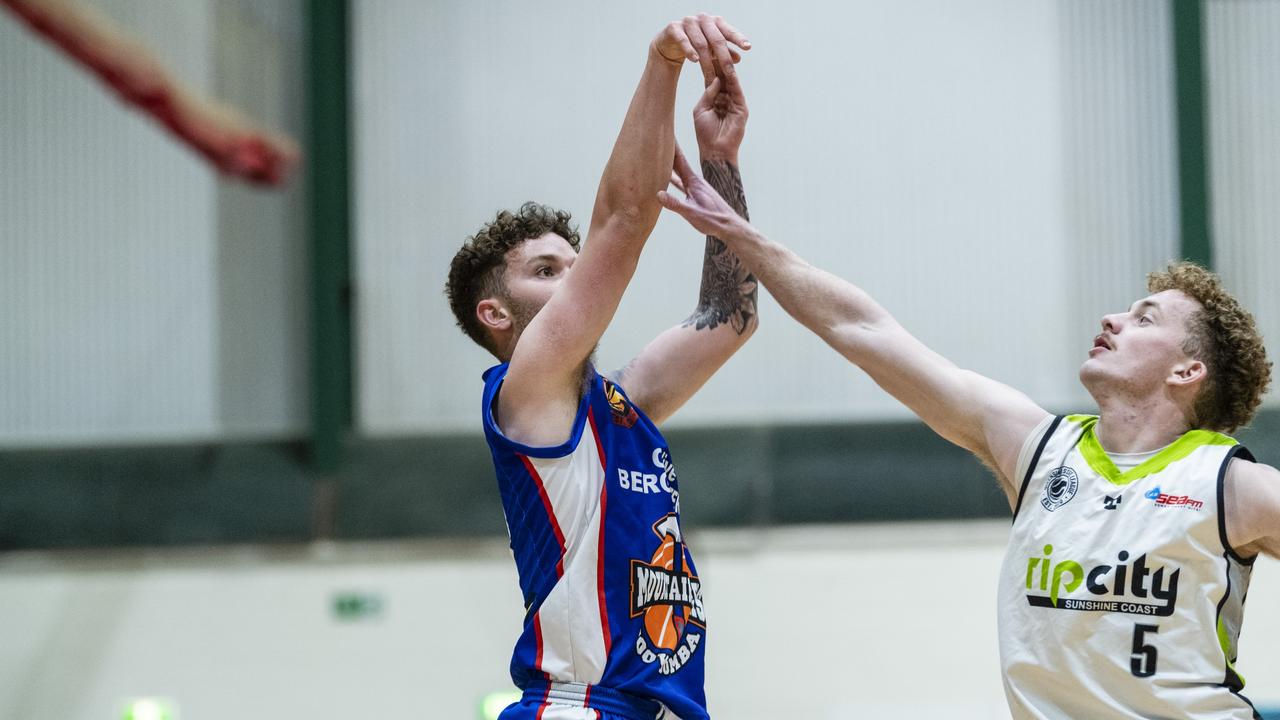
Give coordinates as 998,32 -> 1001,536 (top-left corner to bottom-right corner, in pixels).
3,524 -> 1278,719
3,1 -> 1280,547
1207,0 -> 1280,356
4,4 -> 1280,718
4,0 -> 1277,445
0,0 -> 307,448
353,0 -> 1197,435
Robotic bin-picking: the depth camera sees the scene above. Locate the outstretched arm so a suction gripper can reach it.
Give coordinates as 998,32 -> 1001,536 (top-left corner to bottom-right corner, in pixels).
614,68 -> 758,425
2,0 -> 299,185
499,15 -> 750,447
658,150 -> 1049,495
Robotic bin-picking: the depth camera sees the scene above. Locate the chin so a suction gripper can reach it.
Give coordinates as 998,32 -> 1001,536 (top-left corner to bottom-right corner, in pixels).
1078,359 -> 1106,392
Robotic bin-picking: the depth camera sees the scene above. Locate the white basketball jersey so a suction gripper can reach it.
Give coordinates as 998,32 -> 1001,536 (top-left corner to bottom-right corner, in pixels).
998,414 -> 1260,719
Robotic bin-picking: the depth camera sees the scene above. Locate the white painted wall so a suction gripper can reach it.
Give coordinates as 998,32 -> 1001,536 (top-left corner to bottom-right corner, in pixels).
353,0 -> 1192,435
7,0 -> 1275,447
0,0 -> 307,447
5,0 -> 1277,447
0,0 -> 218,446
2,522 -> 1277,719
1207,0 -> 1280,397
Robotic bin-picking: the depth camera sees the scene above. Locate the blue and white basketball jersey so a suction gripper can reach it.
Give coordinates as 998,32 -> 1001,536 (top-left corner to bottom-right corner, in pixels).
482,363 -> 709,720
999,414 -> 1259,719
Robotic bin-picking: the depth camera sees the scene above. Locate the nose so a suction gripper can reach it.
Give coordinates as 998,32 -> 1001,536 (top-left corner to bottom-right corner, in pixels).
1101,314 -> 1120,335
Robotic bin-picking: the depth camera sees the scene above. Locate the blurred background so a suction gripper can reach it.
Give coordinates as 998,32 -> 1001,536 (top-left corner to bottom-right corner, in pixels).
2,0 -> 1279,718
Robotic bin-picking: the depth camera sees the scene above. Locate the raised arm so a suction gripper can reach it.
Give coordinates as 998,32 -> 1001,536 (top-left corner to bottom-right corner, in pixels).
658,150 -> 1049,494
499,16 -> 750,447
613,66 -> 758,425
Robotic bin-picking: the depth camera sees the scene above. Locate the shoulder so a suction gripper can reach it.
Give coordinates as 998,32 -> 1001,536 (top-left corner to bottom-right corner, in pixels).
483,362 -> 597,453
1224,457 -> 1280,558
1226,455 -> 1280,490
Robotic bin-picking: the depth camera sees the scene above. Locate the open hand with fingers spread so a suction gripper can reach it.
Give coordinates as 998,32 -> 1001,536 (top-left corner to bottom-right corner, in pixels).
651,13 -> 750,79
659,144 -> 755,243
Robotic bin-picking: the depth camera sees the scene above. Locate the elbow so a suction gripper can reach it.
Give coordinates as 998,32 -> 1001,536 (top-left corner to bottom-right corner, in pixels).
590,202 -> 654,243
725,309 -> 759,352
594,194 -> 640,219
612,201 -> 649,226
739,312 -> 761,343
823,316 -> 890,363
594,184 -> 661,232
825,317 -> 871,348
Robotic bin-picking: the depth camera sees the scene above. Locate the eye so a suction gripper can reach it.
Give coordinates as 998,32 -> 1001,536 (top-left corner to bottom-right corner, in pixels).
1139,315 -> 1153,326
536,265 -> 554,278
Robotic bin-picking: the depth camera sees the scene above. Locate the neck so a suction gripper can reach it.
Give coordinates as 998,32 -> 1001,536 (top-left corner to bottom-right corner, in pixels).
1093,391 -> 1192,454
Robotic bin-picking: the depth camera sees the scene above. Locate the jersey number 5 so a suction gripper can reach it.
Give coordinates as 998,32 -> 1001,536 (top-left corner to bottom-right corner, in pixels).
1131,624 -> 1159,678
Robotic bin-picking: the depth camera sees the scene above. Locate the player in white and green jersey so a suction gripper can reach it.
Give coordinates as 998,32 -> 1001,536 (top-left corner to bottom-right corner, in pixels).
657,161 -> 1280,718
1003,413 -> 1257,717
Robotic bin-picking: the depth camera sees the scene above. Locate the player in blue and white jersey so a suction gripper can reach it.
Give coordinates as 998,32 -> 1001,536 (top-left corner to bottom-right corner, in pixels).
446,15 -> 755,720
659,151 -> 1280,718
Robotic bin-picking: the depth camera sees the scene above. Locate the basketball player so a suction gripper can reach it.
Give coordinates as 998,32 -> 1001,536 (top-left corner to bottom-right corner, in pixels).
445,15 -> 754,720
659,147 -> 1280,718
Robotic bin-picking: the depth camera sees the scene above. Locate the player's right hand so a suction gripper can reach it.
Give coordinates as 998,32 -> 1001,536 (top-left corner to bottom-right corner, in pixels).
651,13 -> 751,86
658,143 -> 752,241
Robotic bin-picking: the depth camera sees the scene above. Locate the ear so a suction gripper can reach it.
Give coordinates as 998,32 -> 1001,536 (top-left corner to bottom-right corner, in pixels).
1168,359 -> 1207,389
476,297 -> 512,333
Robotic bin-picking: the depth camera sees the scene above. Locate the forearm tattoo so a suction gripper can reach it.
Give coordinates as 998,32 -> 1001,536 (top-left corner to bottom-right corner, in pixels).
683,160 -> 757,334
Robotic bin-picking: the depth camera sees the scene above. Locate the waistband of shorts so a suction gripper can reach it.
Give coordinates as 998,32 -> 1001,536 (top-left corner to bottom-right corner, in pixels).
520,680 -> 663,719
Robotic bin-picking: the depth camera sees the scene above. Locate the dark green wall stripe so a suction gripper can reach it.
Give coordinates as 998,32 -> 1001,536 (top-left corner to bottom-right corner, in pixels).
307,0 -> 354,473
7,410 -> 1280,550
1173,0 -> 1213,268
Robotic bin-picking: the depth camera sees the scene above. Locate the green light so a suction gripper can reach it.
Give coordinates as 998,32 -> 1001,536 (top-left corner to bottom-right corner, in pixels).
332,591 -> 385,621
479,690 -> 521,720
122,698 -> 177,720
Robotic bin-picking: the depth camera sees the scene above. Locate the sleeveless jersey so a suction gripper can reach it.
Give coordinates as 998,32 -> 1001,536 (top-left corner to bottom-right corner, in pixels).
999,414 -> 1260,719
482,364 -> 708,720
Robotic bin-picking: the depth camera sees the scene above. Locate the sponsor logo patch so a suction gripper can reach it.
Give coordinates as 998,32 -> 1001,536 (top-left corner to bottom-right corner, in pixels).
603,379 -> 639,428
1144,486 -> 1204,511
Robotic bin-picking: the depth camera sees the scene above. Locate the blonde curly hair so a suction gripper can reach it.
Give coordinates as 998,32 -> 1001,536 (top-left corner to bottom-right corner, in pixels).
1147,262 -> 1272,433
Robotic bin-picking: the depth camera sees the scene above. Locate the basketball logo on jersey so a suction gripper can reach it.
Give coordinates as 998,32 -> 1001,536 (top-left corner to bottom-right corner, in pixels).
603,379 -> 639,428
1041,466 -> 1079,511
629,514 -> 705,675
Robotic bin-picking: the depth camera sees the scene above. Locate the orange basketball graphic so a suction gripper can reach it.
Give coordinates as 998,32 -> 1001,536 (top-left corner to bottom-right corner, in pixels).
629,514 -> 707,672
642,532 -> 692,650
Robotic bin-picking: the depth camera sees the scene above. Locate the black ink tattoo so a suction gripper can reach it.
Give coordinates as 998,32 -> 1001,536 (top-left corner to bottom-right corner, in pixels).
683,160 -> 757,334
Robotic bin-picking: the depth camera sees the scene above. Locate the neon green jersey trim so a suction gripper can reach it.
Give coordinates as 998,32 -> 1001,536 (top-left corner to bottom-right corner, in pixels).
1068,415 -> 1237,486
1218,616 -> 1246,687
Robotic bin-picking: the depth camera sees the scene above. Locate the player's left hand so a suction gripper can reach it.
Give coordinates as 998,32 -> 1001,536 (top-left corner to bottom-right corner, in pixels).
693,70 -> 748,163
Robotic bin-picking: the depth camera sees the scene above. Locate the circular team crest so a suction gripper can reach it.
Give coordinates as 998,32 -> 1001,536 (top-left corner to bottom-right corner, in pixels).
1040,466 -> 1079,512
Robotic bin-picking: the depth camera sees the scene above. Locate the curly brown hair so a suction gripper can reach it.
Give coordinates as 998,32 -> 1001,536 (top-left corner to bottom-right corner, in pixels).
1147,262 -> 1271,433
446,202 -> 580,356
